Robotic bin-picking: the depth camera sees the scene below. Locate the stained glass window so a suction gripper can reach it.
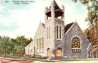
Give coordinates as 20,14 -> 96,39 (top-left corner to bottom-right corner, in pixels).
72,37 -> 81,53
72,37 -> 80,48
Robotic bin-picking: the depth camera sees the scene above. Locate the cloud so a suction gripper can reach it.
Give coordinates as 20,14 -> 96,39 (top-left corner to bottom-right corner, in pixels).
0,15 -> 18,30
0,0 -> 35,16
0,0 -> 36,38
64,0 -> 88,30
0,0 -> 89,38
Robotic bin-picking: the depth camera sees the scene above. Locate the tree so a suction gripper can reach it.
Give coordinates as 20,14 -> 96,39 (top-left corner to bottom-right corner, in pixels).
0,36 -> 32,57
73,0 -> 98,45
12,36 -> 32,56
73,0 -> 97,25
15,36 -> 32,46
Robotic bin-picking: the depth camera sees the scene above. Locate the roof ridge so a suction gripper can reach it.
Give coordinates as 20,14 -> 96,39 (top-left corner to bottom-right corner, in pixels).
64,23 -> 74,33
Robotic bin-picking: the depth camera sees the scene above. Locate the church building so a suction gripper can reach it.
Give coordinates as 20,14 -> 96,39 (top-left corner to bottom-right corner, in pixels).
25,0 -> 91,59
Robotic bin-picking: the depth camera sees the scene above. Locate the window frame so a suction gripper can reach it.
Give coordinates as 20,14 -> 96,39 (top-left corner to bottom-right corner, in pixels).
71,37 -> 81,53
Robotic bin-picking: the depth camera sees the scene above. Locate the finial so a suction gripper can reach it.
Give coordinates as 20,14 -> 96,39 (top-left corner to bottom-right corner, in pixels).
62,5 -> 64,10
53,0 -> 55,1
53,0 -> 56,3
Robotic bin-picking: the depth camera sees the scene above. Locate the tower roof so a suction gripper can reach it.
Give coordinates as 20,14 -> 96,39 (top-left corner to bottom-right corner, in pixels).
53,0 -> 61,10
46,0 -> 64,17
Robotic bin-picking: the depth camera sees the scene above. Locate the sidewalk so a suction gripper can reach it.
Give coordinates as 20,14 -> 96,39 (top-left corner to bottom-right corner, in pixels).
0,57 -> 32,63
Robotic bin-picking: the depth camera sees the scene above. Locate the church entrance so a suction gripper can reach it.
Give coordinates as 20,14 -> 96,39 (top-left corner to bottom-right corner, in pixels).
54,48 -> 63,60
47,48 -> 52,59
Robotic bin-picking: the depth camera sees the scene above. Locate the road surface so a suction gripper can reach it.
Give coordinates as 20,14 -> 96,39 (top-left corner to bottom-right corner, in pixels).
0,57 -> 32,63
0,57 -> 98,63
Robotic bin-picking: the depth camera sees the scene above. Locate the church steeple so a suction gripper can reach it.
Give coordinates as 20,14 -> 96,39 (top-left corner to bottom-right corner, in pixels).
53,0 -> 61,10
44,0 -> 65,51
45,0 -> 64,18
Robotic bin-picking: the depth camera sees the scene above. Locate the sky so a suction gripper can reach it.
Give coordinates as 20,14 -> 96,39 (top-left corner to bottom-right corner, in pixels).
0,0 -> 89,38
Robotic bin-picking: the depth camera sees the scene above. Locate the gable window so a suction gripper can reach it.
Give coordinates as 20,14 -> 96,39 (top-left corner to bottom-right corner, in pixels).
72,37 -> 81,53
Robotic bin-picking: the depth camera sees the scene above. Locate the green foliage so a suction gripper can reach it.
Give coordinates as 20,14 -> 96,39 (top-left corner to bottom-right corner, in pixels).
80,0 -> 88,4
73,0 -> 98,25
0,36 -> 32,57
88,11 -> 96,24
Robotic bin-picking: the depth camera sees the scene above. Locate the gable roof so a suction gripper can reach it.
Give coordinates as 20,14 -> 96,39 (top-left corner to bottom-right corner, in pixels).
39,23 -> 45,29
25,41 -> 33,48
64,23 -> 74,33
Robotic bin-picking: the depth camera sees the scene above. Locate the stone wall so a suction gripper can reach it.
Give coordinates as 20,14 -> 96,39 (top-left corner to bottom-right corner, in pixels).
63,23 -> 90,58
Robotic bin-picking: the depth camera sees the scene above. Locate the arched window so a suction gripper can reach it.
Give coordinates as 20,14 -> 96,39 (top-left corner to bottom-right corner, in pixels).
59,26 -> 61,39
56,26 -> 58,39
72,37 -> 81,53
56,26 -> 62,39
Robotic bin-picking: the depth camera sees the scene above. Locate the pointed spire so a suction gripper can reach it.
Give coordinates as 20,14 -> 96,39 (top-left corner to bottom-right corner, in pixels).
45,0 -> 64,18
53,0 -> 61,10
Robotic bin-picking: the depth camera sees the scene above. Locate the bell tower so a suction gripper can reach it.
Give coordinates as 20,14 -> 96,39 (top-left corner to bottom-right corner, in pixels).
45,0 -> 64,22
44,0 -> 65,53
